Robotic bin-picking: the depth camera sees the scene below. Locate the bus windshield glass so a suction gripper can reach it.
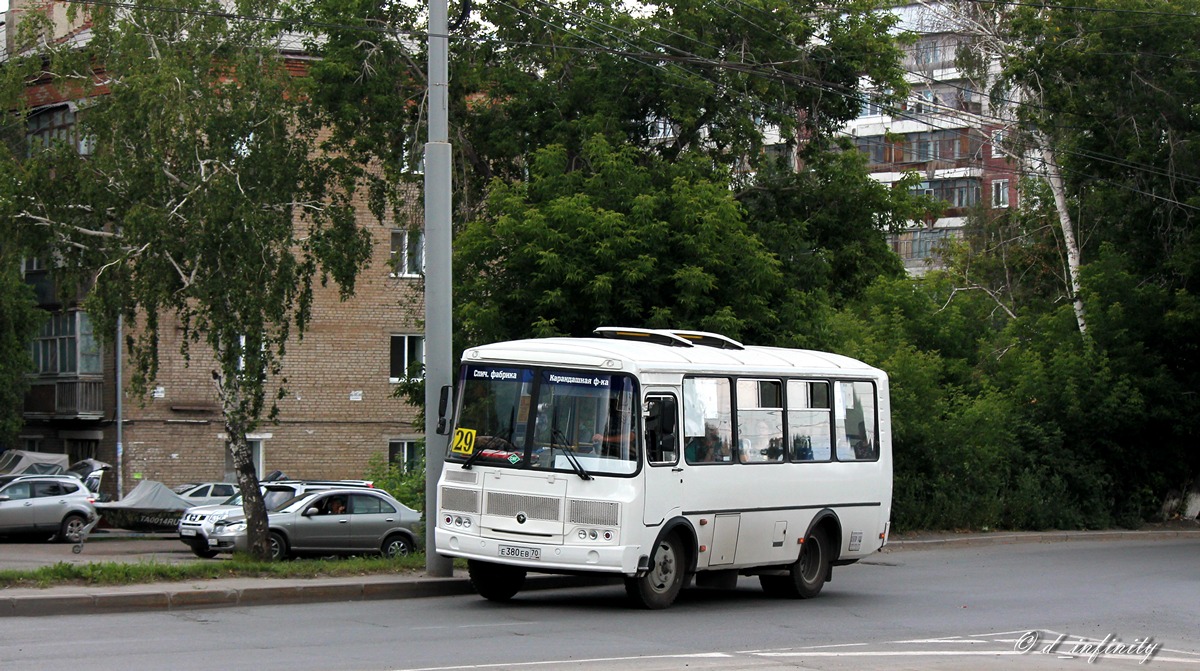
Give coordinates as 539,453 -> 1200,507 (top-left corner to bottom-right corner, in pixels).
448,365 -> 639,476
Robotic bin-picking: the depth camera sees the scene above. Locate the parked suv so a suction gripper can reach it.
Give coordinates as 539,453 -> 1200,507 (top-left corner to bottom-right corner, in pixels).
0,474 -> 97,542
177,480 -> 374,558
207,488 -> 422,560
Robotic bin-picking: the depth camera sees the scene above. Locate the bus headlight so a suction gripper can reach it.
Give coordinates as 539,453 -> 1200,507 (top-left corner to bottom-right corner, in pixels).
573,527 -> 615,543
444,514 -> 473,529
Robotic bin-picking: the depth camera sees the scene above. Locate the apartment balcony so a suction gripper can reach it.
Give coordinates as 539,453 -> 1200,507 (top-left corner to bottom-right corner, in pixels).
23,377 -> 106,421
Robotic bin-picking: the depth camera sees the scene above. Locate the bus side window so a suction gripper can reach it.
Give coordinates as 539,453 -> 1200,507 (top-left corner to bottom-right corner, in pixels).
683,377 -> 733,464
735,379 -> 783,463
788,380 -> 832,462
645,396 -> 678,464
836,381 -> 878,461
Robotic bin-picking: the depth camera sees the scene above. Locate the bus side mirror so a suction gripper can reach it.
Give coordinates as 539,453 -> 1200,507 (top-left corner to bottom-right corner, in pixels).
436,385 -> 453,435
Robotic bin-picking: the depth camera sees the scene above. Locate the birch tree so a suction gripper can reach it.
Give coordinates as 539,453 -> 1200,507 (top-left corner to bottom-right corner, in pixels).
1,0 -> 382,558
908,0 -> 1088,339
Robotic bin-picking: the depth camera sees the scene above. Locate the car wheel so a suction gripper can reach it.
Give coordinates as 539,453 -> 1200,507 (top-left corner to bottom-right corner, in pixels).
624,532 -> 686,609
268,531 -> 289,561
468,559 -> 526,602
58,514 -> 87,544
382,534 -> 413,558
189,543 -> 219,559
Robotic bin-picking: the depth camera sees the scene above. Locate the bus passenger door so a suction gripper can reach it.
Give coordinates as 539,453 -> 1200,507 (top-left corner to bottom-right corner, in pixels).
642,392 -> 684,526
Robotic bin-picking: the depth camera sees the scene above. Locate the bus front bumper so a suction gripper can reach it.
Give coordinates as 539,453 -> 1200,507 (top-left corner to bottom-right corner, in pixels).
436,528 -> 644,575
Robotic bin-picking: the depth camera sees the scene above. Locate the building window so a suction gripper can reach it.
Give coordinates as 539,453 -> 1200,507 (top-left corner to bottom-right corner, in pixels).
912,179 -> 980,209
66,439 -> 98,464
390,335 -> 425,382
27,105 -> 92,156
914,39 -> 941,67
390,229 -> 425,277
224,439 -> 264,481
992,179 -> 1010,208
21,257 -> 46,275
388,440 -> 421,473
648,116 -> 678,142
858,95 -> 881,118
891,229 -> 951,261
856,136 -> 887,165
992,130 -> 1007,158
30,310 -> 100,376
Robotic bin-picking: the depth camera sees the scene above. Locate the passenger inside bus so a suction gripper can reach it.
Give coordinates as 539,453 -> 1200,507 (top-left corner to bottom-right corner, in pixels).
685,427 -> 722,463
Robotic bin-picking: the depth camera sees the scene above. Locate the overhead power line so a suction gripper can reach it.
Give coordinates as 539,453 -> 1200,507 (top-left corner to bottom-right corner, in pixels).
37,0 -> 1200,212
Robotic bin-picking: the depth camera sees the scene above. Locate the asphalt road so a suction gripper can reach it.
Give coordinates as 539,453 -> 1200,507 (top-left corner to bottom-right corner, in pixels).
2,535 -> 1198,671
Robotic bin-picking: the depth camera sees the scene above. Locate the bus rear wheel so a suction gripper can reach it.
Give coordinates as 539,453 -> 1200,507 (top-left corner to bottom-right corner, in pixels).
760,527 -> 830,599
468,560 -> 526,602
625,533 -> 686,609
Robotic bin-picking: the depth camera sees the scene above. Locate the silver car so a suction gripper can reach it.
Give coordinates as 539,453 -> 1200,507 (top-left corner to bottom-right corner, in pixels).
208,488 -> 422,560
178,480 -> 377,558
0,474 -> 97,542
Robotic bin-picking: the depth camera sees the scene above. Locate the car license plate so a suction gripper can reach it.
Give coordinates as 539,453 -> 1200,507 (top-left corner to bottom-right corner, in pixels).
498,544 -> 540,560
208,538 -> 219,546
180,529 -> 196,537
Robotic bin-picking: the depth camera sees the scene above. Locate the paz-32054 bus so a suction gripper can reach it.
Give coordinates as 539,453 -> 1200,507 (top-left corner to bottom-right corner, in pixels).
434,328 -> 892,609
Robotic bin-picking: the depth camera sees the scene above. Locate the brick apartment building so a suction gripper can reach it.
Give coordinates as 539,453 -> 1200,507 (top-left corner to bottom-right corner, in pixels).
6,1 -> 427,497
841,3 -> 1019,275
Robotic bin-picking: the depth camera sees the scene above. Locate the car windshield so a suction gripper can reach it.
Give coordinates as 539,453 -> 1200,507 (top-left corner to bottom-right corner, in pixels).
264,489 -> 302,510
448,365 -> 639,476
273,493 -> 322,513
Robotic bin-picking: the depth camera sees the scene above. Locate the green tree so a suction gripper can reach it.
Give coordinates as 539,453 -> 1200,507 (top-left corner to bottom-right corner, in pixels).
0,256 -> 43,449
455,136 -> 784,343
949,0 -> 1200,515
0,0 -> 384,558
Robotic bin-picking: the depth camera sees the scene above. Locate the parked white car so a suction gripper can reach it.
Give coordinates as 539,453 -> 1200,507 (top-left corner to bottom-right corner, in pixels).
174,482 -> 238,507
0,474 -> 97,542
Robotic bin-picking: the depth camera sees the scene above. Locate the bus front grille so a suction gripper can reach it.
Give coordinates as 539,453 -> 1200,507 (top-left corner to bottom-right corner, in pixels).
486,492 -> 561,521
441,487 -> 481,513
569,500 -> 619,526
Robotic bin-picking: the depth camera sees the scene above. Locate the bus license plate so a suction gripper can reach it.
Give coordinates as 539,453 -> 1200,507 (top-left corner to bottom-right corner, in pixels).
498,544 -> 540,560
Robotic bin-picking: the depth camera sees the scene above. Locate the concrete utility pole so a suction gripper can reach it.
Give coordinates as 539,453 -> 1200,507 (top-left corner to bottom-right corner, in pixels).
423,0 -> 454,577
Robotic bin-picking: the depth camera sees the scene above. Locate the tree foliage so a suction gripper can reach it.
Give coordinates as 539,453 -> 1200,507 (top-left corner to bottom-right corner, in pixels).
1,0 -> 384,557
0,256 -> 43,449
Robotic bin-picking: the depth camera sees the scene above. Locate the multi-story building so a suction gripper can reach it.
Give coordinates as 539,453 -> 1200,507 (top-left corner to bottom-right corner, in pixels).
6,1 -> 426,497
842,4 -> 1018,275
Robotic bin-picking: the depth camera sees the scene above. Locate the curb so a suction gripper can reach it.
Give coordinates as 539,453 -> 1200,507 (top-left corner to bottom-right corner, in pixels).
885,527 -> 1200,551
0,574 -> 608,618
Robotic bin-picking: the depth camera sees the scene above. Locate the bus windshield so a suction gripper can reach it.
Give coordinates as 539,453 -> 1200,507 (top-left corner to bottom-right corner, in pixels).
448,365 -> 639,476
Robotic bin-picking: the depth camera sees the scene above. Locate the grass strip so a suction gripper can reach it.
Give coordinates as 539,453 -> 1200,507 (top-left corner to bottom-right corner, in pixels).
0,553 -> 440,589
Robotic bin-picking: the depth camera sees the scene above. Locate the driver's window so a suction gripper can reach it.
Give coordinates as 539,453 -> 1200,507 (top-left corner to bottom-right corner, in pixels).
645,395 -> 679,465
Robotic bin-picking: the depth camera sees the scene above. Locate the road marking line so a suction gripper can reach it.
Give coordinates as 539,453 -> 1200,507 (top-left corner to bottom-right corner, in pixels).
394,652 -> 733,671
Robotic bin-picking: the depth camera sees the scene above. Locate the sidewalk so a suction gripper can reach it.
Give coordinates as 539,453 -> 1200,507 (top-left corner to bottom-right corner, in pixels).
2,525 -> 1196,617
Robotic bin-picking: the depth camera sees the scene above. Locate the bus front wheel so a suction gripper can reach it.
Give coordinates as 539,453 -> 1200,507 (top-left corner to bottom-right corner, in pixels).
625,533 -> 686,609
468,560 -> 526,602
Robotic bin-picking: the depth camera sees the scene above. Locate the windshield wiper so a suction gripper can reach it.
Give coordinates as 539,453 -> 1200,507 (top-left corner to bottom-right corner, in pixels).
552,428 -> 592,481
461,436 -> 494,470
560,447 -> 592,480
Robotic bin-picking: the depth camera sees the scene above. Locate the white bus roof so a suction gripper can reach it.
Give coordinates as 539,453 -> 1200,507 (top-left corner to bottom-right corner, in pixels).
462,328 -> 885,379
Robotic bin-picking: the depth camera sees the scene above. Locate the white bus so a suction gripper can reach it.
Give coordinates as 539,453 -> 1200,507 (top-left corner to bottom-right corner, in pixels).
434,328 -> 892,609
